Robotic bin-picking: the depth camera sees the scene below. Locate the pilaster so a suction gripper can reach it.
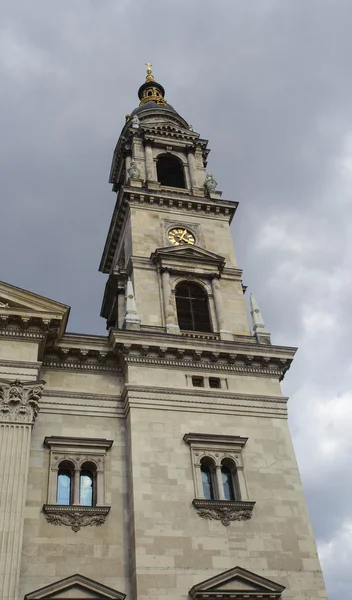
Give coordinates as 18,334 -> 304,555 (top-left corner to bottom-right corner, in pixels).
0,378 -> 45,600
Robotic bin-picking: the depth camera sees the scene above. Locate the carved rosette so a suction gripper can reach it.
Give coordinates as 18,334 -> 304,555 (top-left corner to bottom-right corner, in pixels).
43,505 -> 110,532
192,499 -> 255,526
0,378 -> 45,424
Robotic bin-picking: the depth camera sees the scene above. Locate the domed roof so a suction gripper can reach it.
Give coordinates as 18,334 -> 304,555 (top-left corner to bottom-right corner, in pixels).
130,101 -> 179,118
128,65 -> 189,128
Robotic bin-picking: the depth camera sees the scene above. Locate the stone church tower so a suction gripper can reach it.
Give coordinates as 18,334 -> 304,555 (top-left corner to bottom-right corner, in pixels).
0,66 -> 327,600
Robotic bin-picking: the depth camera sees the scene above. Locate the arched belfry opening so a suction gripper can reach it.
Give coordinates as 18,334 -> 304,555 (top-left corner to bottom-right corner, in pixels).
175,281 -> 212,332
157,154 -> 186,189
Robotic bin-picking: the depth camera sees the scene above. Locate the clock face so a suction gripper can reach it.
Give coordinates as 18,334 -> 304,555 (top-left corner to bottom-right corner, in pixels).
168,227 -> 196,246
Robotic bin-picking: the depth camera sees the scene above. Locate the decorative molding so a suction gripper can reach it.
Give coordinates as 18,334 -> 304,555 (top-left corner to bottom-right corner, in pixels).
25,573 -> 126,600
0,378 -> 45,424
42,352 -> 120,373
43,389 -> 121,402
44,435 -> 113,451
123,384 -> 288,404
184,432 -> 248,447
42,505 -> 110,532
189,566 -> 285,600
121,355 -> 289,380
192,499 -> 255,526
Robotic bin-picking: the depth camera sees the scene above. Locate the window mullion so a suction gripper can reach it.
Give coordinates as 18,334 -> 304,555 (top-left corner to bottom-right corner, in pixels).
73,468 -> 80,505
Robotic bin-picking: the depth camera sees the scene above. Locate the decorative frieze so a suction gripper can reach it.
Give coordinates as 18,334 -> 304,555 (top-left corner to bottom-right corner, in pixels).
0,378 -> 45,424
192,499 -> 255,526
42,505 -> 110,532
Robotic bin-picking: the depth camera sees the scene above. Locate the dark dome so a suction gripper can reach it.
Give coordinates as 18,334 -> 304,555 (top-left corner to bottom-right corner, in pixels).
138,80 -> 165,100
130,101 -> 179,118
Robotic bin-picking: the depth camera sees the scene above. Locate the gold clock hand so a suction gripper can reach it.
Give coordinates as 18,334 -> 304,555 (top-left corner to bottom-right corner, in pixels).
179,229 -> 188,242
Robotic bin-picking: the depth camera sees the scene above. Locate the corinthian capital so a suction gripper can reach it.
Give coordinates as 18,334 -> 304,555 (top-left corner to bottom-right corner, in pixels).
0,378 -> 45,424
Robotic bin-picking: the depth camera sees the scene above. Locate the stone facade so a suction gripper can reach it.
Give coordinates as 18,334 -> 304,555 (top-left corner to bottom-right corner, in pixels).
0,70 -> 327,600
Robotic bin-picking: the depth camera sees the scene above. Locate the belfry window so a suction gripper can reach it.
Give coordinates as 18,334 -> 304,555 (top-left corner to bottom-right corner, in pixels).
157,154 -> 186,188
175,281 -> 212,332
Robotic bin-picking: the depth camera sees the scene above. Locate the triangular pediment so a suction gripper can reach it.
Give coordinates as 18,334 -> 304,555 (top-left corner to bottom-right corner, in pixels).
24,574 -> 126,600
151,245 -> 226,272
189,566 -> 285,599
0,280 -> 70,337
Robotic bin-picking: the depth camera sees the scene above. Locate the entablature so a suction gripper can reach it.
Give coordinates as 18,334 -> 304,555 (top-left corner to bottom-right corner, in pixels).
109,329 -> 296,381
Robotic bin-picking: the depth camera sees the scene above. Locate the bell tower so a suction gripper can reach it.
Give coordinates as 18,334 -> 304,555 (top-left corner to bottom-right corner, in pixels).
99,65 -> 327,600
100,64 -> 249,341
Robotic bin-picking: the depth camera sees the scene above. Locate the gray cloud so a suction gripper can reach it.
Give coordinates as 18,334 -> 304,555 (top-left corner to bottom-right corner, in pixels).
1,1 -> 351,596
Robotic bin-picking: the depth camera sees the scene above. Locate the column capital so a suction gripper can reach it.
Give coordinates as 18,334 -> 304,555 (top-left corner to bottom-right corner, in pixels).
0,378 -> 45,424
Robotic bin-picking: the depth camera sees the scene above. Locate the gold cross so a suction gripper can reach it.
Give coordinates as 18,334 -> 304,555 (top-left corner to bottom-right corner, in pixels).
145,62 -> 152,74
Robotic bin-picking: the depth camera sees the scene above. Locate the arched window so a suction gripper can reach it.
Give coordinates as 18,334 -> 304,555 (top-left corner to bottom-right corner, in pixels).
175,281 -> 212,332
79,462 -> 96,506
221,459 -> 239,501
157,154 -> 186,188
200,458 -> 216,500
57,461 -> 74,505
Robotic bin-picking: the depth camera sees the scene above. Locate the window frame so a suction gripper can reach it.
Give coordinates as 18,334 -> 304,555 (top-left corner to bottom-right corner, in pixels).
183,433 -> 249,501
44,436 -> 113,507
175,280 -> 212,333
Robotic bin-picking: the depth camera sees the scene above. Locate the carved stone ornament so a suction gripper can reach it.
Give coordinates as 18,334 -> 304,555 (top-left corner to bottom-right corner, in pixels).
131,115 -> 140,129
0,378 -> 45,424
192,499 -> 255,526
127,160 -> 140,179
204,172 -> 217,193
43,505 -> 110,532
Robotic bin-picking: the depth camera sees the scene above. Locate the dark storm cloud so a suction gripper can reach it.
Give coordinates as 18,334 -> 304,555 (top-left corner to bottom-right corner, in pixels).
1,1 -> 351,597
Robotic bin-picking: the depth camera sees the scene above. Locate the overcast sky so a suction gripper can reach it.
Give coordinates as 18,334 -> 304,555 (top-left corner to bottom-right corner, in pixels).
1,0 -> 351,597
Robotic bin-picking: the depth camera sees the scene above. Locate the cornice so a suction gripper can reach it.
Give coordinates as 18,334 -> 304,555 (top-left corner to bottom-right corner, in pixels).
43,389 -> 120,402
44,435 -> 113,450
110,330 -> 296,381
123,385 -> 288,404
42,357 -> 120,373
123,391 -> 288,419
43,340 -> 120,373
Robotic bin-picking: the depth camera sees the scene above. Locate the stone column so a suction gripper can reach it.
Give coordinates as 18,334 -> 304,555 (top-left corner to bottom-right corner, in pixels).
187,152 -> 198,189
0,378 -> 45,600
144,144 -> 154,181
73,469 -> 80,504
215,465 -> 226,500
161,269 -> 180,334
211,275 -> 232,341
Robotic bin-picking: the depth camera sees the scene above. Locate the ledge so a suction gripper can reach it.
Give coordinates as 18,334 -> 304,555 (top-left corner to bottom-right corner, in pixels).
192,499 -> 255,526
43,505 -> 110,532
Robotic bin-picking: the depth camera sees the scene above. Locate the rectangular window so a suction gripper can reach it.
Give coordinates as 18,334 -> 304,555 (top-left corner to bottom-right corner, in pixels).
192,376 -> 204,387
209,377 -> 221,389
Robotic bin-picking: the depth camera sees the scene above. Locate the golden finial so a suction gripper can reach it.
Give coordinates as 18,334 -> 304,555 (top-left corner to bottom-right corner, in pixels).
145,62 -> 155,82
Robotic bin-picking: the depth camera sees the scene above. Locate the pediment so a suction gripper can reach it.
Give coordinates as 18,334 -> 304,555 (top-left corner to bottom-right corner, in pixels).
189,566 -> 285,600
0,280 -> 70,337
24,574 -> 126,600
151,245 -> 226,273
